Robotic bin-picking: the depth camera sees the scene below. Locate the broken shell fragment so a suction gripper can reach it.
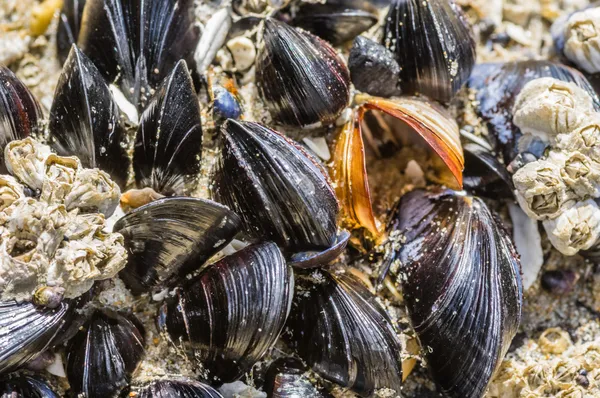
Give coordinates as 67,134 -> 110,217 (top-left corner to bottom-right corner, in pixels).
256,19 -> 350,127
283,0 -> 378,46
264,358 -> 327,398
542,199 -> 600,255
126,379 -> 223,398
114,197 -> 241,294
385,189 -> 522,398
66,309 -> 145,398
158,242 -> 294,383
287,271 -> 402,396
0,68 -> 43,174
49,45 -> 130,189
467,61 -> 599,164
211,120 -> 339,253
348,36 -> 402,98
0,292 -> 91,374
133,60 -> 203,196
0,373 -> 59,397
513,78 -> 595,143
383,0 -> 476,103
77,0 -> 200,108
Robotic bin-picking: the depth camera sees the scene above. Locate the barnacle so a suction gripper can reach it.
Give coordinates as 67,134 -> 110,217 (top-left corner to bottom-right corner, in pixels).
0,138 -> 127,302
563,8 -> 600,74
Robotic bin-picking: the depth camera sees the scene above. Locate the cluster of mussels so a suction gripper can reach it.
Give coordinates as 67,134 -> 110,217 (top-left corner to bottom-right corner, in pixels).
6,0 -> 600,396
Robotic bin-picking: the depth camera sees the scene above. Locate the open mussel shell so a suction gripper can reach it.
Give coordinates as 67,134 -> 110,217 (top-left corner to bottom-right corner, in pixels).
288,230 -> 350,268
158,242 -> 294,383
383,0 -> 476,103
48,45 -> 129,188
264,358 -> 328,398
78,0 -> 200,108
133,60 -> 203,196
114,197 -> 241,294
286,271 -> 402,397
124,379 -> 223,398
385,189 -> 522,398
348,36 -> 402,98
211,119 -> 339,253
0,373 -> 58,397
467,60 -> 600,164
281,0 -> 378,46
57,0 -> 86,65
257,19 -> 350,127
0,67 -> 42,174
66,309 -> 145,398
0,292 -> 91,374
463,142 -> 514,198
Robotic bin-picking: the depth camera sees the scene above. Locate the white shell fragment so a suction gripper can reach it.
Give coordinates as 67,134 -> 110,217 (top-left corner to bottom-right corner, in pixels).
513,78 -> 594,143
564,8 -> 600,74
513,77 -> 600,255
542,199 -> 600,255
0,139 -> 127,302
226,36 -> 257,72
508,203 -> 543,290
195,7 -> 232,74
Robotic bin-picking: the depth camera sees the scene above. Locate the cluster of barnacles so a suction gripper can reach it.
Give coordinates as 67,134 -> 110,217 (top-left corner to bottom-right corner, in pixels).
513,77 -> 600,255
0,138 -> 127,303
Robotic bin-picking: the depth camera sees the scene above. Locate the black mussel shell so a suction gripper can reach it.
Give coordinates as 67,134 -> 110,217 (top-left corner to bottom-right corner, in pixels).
264,358 -> 328,398
386,189 -> 522,398
541,270 -> 578,295
0,292 -> 91,374
49,45 -> 129,188
211,119 -> 339,253
0,67 -> 42,173
257,19 -> 350,127
78,0 -> 200,108
348,36 -> 402,98
57,0 -> 86,65
0,373 -> 58,397
467,60 -> 600,164
123,379 -> 223,398
383,0 -> 476,103
114,197 -> 241,295
133,60 -> 203,195
286,271 -> 402,397
158,242 -> 294,383
288,230 -> 350,269
463,142 -> 514,198
282,0 -> 378,46
66,309 -> 145,398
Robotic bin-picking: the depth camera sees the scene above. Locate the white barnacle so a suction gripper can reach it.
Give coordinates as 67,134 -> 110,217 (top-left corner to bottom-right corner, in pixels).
40,154 -> 80,205
513,77 -> 594,142
65,168 -> 121,217
542,199 -> 600,255
556,115 -> 600,163
563,8 -> 600,74
4,137 -> 51,190
513,158 -> 576,220
0,175 -> 24,211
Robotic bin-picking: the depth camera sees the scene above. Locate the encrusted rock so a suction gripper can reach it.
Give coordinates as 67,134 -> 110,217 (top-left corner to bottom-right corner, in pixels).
0,139 -> 127,302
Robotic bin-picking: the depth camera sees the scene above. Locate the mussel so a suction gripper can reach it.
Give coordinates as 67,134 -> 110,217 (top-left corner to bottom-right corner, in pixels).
57,0 -> 86,64
383,189 -> 522,398
286,271 -> 403,397
256,19 -> 351,127
281,0 -> 378,46
211,119 -> 339,254
0,292 -> 91,374
158,242 -> 294,383
114,197 -> 241,294
48,45 -> 130,188
0,373 -> 58,397
66,309 -> 145,397
77,0 -> 200,108
467,60 -> 600,164
133,60 -> 203,196
462,142 -> 514,198
383,0 -> 476,103
0,67 -> 42,174
264,358 -> 328,398
125,379 -> 223,398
